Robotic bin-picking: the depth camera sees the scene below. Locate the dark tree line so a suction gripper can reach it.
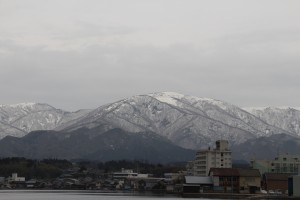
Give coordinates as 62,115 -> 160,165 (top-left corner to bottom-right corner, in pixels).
0,157 -> 72,179
78,160 -> 186,177
0,157 -> 186,180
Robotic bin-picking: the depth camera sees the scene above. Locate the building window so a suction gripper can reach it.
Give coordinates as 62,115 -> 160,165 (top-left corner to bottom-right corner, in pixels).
282,163 -> 287,172
290,164 -> 294,172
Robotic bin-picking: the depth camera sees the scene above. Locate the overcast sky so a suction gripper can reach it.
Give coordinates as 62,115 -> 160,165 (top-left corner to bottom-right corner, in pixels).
0,0 -> 299,111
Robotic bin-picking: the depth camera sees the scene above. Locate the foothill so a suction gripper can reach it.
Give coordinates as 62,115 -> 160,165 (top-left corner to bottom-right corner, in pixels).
1,140 -> 300,199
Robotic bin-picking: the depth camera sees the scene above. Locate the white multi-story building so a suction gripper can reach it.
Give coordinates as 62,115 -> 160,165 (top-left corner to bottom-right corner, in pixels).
9,173 -> 25,182
113,168 -> 149,179
251,154 -> 300,175
190,140 -> 232,176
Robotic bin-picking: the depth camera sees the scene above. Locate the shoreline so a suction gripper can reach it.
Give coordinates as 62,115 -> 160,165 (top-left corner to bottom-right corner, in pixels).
182,192 -> 295,199
0,190 -> 296,199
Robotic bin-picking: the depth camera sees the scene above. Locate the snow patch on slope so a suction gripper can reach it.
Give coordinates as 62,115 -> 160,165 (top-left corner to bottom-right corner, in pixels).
243,107 -> 300,113
0,102 -> 36,108
148,92 -> 184,107
242,107 -> 268,113
0,103 -> 91,139
148,92 -> 230,111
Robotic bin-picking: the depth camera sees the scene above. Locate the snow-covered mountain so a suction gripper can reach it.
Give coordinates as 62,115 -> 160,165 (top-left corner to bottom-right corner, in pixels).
0,103 -> 90,139
56,92 -> 289,149
244,107 -> 300,137
2,93 -> 298,151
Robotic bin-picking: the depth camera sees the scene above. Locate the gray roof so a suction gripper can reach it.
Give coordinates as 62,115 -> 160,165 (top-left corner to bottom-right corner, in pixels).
185,176 -> 213,184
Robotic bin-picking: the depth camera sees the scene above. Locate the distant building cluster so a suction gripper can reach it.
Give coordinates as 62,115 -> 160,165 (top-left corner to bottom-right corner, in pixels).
2,140 -> 300,198
0,173 -> 26,188
251,154 -> 300,174
0,167 -> 183,192
251,154 -> 300,197
184,140 -> 300,197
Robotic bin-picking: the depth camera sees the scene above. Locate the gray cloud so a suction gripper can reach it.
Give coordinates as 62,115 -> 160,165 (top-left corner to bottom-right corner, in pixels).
0,0 -> 300,111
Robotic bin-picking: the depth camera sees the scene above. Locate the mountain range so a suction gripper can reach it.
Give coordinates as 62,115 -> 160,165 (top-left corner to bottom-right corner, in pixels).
1,92 -> 300,162
0,103 -> 90,138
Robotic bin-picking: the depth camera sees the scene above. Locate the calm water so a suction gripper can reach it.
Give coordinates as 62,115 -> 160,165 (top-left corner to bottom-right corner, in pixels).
0,190 -> 221,200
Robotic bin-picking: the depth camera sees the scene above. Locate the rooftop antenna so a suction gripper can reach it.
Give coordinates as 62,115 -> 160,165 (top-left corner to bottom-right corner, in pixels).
136,162 -> 139,174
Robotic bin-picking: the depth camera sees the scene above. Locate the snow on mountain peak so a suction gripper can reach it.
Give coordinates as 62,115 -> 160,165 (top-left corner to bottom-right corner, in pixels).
243,107 -> 268,113
147,92 -> 231,110
148,92 -> 184,106
0,102 -> 91,139
188,96 -> 229,109
0,102 -> 39,109
244,106 -> 300,113
148,92 -> 185,99
274,106 -> 300,111
10,102 -> 37,108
